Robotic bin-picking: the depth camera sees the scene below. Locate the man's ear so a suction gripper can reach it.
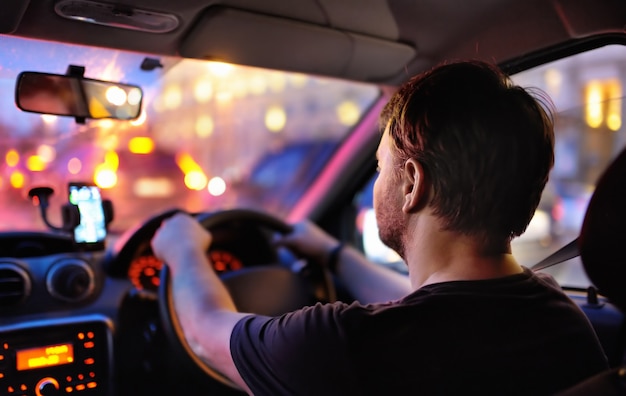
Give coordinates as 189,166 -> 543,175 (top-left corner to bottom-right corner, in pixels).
401,158 -> 427,213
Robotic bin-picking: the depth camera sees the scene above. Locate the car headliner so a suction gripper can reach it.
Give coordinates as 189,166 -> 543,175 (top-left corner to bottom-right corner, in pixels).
3,0 -> 625,86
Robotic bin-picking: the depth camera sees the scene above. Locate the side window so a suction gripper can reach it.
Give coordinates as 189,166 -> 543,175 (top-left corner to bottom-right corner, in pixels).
510,44 -> 625,288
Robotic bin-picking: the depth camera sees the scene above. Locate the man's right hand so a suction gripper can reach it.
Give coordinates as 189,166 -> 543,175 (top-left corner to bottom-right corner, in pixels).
151,212 -> 213,275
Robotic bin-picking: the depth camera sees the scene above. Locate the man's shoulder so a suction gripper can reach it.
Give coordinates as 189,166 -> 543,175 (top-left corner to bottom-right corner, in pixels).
404,267 -> 563,299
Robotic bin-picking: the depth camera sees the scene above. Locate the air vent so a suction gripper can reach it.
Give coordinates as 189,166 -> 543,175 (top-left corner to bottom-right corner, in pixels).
0,263 -> 31,306
47,259 -> 95,302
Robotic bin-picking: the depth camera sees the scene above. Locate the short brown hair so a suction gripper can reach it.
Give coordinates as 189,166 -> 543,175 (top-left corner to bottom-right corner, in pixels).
381,60 -> 555,246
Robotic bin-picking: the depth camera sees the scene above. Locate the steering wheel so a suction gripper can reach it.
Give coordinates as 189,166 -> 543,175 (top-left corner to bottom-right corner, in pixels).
158,208 -> 336,389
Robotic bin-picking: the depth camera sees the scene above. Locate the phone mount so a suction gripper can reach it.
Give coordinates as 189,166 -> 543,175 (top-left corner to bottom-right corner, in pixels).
27,186 -> 114,234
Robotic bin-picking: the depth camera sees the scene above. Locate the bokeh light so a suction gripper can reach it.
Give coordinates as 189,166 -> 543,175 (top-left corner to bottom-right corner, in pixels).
98,119 -> 115,129
106,86 -> 127,106
194,79 -> 213,103
26,155 -> 46,171
265,105 -> 286,132
184,170 -> 208,190
104,151 -> 119,170
94,166 -> 118,189
195,115 -> 214,138
67,158 -> 82,174
127,88 -> 142,105
128,137 -> 154,154
175,153 -> 202,173
207,62 -> 234,77
10,171 -> 25,189
585,81 -> 603,128
41,114 -> 58,124
164,84 -> 182,110
6,150 -> 19,167
133,178 -> 174,198
336,100 -> 360,126
36,145 -> 56,163
208,176 -> 226,196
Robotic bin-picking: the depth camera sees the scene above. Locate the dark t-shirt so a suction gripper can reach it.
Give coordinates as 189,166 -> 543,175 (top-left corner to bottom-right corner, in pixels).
230,268 -> 608,395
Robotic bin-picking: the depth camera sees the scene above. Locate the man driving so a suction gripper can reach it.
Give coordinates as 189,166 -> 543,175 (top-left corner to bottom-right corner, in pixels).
151,60 -> 607,395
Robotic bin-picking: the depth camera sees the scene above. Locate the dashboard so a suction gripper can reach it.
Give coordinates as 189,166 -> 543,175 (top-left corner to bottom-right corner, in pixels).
0,209 -> 291,395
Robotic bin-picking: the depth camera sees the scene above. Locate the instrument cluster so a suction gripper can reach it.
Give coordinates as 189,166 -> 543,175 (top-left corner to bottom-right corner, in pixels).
127,249 -> 244,293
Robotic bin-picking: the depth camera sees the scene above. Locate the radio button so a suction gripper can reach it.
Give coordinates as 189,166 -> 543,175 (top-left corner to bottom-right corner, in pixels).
36,377 -> 59,396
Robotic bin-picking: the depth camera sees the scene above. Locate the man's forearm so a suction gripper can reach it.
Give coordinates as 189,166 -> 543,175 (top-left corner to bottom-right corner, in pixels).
168,249 -> 250,391
170,248 -> 237,315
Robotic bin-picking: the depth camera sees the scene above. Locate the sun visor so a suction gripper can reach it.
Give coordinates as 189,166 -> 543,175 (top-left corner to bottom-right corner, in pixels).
179,7 -> 416,82
344,33 -> 416,81
0,0 -> 30,33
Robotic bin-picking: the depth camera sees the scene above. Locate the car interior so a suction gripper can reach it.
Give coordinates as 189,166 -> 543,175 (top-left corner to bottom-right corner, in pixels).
1,0 -> 626,395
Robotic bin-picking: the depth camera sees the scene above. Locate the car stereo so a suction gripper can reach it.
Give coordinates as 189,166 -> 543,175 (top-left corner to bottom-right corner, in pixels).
0,316 -> 112,395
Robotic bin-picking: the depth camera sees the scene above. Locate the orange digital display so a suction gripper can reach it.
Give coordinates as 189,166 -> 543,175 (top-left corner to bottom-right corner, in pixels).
16,343 -> 74,371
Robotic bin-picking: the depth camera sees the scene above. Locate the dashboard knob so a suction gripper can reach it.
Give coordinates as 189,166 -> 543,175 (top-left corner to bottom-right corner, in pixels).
36,377 -> 60,396
47,260 -> 95,302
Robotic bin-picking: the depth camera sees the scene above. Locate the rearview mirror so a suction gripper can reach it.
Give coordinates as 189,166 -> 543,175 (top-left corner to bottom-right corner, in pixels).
15,72 -> 143,120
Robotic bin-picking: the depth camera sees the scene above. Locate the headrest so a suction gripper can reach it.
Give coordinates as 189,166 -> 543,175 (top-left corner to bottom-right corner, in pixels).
579,148 -> 626,310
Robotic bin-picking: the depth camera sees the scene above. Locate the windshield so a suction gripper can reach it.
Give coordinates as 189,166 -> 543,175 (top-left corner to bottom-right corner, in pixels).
0,36 -> 380,234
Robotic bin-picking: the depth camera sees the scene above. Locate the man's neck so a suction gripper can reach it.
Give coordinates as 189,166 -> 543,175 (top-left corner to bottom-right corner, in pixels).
404,215 -> 523,290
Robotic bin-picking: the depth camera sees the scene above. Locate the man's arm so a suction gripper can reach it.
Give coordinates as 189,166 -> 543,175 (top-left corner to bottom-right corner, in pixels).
277,221 -> 412,304
151,213 -> 252,393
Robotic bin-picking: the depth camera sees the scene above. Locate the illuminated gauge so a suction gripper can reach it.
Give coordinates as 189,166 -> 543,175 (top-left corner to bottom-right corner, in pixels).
128,255 -> 163,292
128,250 -> 242,292
210,250 -> 243,273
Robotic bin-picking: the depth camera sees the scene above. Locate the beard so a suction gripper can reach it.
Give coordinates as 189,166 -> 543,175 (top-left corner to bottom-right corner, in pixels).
374,188 -> 407,260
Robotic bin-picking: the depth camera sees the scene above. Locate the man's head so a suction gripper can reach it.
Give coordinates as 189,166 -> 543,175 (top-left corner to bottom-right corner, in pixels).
375,60 -> 555,254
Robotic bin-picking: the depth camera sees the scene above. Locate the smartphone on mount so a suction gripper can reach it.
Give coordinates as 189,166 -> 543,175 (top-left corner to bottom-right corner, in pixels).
68,182 -> 107,248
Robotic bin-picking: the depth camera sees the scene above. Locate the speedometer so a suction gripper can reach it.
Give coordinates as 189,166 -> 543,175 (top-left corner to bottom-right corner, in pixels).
210,250 -> 243,272
128,256 -> 163,291
128,249 -> 243,292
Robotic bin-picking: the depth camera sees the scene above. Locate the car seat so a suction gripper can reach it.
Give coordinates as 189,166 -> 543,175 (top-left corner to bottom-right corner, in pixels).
555,148 -> 626,395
